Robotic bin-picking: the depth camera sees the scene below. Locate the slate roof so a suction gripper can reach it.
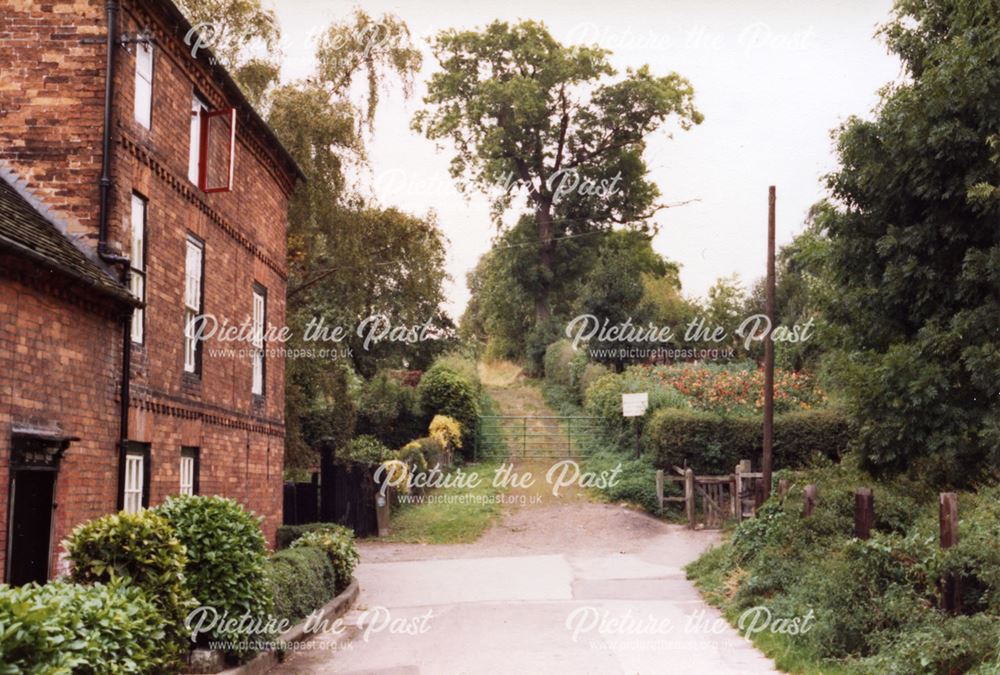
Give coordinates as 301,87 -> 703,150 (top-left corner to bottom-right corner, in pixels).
0,169 -> 137,305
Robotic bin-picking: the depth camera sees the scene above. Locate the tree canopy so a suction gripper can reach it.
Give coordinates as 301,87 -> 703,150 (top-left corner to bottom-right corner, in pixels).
822,0 -> 1000,481
415,20 -> 702,321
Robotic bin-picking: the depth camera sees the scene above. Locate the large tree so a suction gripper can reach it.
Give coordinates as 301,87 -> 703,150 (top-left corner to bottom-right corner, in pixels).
414,20 -> 702,322
823,0 -> 1000,481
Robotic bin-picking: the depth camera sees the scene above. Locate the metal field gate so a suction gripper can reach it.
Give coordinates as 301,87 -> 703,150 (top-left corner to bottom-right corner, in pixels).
475,415 -> 600,459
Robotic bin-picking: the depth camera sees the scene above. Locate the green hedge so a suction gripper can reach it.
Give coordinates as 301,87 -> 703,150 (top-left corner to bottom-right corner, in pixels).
0,580 -> 169,674
65,510 -> 192,666
276,521 -> 345,549
155,496 -> 273,654
645,407 -> 848,473
268,546 -> 337,624
290,526 -> 359,591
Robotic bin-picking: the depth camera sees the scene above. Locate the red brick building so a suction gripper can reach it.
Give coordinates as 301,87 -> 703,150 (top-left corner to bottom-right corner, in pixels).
0,0 -> 302,584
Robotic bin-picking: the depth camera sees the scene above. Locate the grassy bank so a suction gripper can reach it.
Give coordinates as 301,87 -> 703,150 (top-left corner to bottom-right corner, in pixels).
542,381 -> 673,513
382,391 -> 509,544
382,460 -> 505,544
684,459 -> 1000,674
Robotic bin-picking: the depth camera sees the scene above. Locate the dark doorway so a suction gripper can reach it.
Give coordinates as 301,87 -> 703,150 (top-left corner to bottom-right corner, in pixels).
7,469 -> 56,585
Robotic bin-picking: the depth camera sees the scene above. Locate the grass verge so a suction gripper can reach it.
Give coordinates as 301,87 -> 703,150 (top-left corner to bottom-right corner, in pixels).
380,460 -> 505,544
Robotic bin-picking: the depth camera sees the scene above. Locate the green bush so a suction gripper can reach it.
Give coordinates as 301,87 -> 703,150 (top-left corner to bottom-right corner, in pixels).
289,525 -> 359,591
431,352 -> 481,392
583,369 -> 689,443
774,408 -> 850,466
417,364 -> 480,454
267,546 -> 336,624
0,579 -> 170,674
155,496 -> 272,653
576,362 -> 610,403
276,521 -> 347,549
524,317 -> 562,377
355,371 -> 424,448
543,340 -> 575,386
65,510 -> 192,664
566,348 -> 589,393
644,408 -> 756,473
398,440 -> 430,475
338,434 -> 394,465
645,407 -> 849,473
686,462 -> 1000,673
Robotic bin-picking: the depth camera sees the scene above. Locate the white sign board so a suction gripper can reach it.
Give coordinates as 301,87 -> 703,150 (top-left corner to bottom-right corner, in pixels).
622,392 -> 649,417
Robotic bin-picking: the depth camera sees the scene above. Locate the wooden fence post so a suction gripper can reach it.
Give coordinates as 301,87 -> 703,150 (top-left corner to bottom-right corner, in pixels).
684,468 -> 695,529
940,492 -> 960,614
854,488 -> 874,540
778,478 -> 790,499
655,469 -> 664,510
753,480 -> 766,511
803,484 -> 817,517
733,462 -> 743,522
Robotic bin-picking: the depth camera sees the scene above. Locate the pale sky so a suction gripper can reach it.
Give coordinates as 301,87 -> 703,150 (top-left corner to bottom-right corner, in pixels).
268,0 -> 902,318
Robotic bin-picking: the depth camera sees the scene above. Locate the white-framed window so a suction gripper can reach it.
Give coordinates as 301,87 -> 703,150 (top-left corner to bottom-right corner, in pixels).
134,40 -> 153,128
180,447 -> 198,496
188,93 -> 208,184
123,449 -> 146,514
129,193 -> 146,343
251,285 -> 265,396
183,236 -> 204,374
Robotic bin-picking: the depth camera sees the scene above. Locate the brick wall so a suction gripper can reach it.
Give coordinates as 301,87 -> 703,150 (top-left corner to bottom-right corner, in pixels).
0,263 -> 124,578
0,0 -> 297,569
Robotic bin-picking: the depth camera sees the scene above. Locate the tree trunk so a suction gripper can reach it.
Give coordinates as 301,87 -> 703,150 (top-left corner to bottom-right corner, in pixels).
534,205 -> 554,323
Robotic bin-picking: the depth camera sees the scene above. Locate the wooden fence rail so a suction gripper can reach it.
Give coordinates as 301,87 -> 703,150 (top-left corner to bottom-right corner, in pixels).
655,460 -> 763,529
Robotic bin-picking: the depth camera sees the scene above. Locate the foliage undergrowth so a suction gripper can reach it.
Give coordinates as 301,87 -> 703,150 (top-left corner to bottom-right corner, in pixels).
686,460 -> 1000,674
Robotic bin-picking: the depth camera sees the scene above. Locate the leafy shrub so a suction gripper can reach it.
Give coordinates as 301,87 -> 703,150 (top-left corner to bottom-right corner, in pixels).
65,510 -> 192,662
276,521 -> 345,549
686,462 -> 999,673
774,408 -> 850,465
289,525 -> 359,591
267,546 -> 336,624
0,580 -> 170,674
644,408 -> 758,473
584,451 -> 664,512
645,407 -> 848,473
339,434 -> 394,465
407,435 -> 447,468
429,414 -> 463,452
355,371 -> 424,448
417,364 -> 480,454
397,440 -> 429,475
524,317 -> 563,377
543,340 -> 575,386
855,614 -> 1000,675
155,496 -> 272,652
566,345 -> 598,396
577,362 -> 610,403
583,369 -> 689,442
430,352 -> 481,391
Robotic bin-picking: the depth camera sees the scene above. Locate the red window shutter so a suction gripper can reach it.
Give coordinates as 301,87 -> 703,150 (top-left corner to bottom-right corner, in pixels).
198,107 -> 236,193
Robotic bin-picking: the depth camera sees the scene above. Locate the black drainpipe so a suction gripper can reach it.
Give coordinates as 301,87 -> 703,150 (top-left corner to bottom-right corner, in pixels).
98,0 -> 120,259
97,0 -> 133,508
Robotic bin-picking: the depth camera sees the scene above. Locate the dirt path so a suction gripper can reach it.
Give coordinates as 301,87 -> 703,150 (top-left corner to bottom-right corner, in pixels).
270,364 -> 776,674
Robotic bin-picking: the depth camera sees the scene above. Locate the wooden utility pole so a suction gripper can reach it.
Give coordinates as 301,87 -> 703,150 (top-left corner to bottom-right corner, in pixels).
762,186 -> 776,499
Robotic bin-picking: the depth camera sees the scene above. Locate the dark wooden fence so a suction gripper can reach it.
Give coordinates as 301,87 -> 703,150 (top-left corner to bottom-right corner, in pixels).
282,459 -> 385,538
282,480 -> 319,526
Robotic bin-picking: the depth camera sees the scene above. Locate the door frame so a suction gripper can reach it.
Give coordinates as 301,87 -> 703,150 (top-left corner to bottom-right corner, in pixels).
5,430 -> 74,584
